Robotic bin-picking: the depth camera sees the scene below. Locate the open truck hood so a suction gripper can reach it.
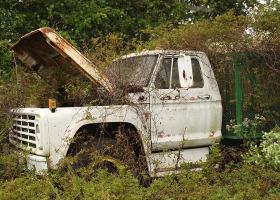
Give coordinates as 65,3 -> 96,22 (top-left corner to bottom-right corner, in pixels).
11,27 -> 114,94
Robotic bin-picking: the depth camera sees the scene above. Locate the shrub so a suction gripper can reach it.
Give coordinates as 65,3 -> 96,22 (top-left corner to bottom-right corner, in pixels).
0,175 -> 56,200
226,114 -> 267,139
1,143 -> 280,199
0,149 -> 27,181
244,126 -> 280,170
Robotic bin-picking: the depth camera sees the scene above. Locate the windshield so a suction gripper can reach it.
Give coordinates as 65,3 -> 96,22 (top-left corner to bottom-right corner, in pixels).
106,55 -> 159,87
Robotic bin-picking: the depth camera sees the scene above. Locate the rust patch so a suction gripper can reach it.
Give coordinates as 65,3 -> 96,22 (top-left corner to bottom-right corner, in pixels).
190,96 -> 198,101
143,112 -> 150,121
158,131 -> 164,138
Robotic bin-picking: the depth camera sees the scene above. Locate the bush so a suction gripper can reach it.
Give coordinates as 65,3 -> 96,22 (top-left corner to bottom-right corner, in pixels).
244,126 -> 280,170
0,175 -> 56,200
0,143 -> 280,199
0,148 -> 27,181
226,114 -> 267,139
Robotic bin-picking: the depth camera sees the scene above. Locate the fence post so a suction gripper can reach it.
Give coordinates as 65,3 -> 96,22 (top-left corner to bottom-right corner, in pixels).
234,60 -> 243,125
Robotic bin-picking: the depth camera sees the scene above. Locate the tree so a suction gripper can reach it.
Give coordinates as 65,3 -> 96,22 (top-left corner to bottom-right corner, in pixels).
185,0 -> 259,22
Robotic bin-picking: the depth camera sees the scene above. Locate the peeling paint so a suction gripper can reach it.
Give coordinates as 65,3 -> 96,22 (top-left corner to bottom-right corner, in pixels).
143,112 -> 150,122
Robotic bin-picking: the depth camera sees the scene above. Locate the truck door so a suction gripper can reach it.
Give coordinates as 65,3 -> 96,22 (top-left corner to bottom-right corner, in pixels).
150,54 -> 218,151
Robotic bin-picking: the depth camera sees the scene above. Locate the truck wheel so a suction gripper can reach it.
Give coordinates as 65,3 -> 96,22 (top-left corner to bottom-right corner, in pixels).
69,128 -> 149,184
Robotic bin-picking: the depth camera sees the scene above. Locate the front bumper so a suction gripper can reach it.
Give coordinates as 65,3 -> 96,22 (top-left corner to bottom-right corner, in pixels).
27,154 -> 48,173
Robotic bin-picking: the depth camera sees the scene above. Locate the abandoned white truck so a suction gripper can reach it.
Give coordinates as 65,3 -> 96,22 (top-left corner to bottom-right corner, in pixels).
9,27 -> 222,177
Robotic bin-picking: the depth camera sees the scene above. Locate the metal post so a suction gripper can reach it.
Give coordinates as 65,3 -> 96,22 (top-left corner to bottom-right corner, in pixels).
234,60 -> 243,124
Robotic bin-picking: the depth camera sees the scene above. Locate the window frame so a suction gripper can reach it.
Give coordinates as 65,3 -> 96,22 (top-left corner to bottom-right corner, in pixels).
153,55 -> 180,89
189,56 -> 204,89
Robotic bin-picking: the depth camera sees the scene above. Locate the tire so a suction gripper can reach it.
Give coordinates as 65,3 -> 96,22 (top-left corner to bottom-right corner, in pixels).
68,126 -> 150,185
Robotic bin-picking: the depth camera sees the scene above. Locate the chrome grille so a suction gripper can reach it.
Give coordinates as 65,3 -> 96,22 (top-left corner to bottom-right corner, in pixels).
10,114 -> 37,148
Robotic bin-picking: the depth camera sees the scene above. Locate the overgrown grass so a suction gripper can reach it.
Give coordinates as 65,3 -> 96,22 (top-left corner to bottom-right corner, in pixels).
0,144 -> 279,200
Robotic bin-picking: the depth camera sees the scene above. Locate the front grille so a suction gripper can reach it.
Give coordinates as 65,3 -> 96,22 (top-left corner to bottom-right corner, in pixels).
10,114 -> 37,148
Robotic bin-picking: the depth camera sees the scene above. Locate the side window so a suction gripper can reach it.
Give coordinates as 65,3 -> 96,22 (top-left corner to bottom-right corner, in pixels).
171,58 -> 180,88
191,58 -> 204,88
155,57 -> 179,89
154,58 -> 171,89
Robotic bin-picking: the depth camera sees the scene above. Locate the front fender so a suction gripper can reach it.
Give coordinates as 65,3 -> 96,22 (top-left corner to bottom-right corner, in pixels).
47,105 -> 150,168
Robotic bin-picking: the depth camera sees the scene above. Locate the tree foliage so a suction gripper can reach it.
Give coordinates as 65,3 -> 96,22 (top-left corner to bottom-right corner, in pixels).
186,0 -> 258,21
0,0 -> 189,43
0,0 -> 259,43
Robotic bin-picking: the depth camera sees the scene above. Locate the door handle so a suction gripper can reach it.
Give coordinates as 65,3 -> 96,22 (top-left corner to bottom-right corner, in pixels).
198,94 -> 211,100
160,95 -> 171,100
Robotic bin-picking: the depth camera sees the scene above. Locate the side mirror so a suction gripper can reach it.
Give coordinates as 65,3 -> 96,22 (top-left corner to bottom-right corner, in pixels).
178,55 -> 193,88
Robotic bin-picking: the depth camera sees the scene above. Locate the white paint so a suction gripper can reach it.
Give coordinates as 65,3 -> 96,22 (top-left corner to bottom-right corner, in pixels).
148,147 -> 209,177
26,154 -> 48,174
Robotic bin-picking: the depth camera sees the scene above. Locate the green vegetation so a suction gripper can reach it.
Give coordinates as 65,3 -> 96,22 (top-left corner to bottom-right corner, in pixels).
0,143 -> 279,200
0,0 -> 280,199
244,126 -> 280,170
226,114 -> 267,139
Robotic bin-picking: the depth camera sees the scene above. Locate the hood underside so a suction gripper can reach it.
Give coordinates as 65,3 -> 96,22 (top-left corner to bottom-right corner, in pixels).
11,27 -> 114,94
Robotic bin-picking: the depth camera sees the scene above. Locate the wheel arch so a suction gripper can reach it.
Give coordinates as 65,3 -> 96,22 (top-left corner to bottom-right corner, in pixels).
64,121 -> 149,160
